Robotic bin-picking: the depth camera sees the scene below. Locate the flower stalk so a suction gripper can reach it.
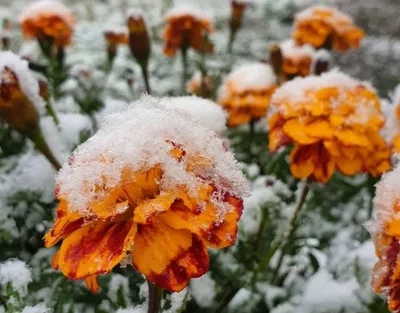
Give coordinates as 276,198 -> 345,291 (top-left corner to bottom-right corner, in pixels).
29,128 -> 62,171
147,280 -> 163,313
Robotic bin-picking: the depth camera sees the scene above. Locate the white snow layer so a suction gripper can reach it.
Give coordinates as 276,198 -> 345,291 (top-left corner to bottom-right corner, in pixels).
162,96 -> 227,133
190,273 -> 216,308
0,259 -> 32,296
21,304 -> 50,313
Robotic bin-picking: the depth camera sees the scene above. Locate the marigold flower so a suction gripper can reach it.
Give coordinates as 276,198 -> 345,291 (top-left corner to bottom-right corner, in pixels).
163,7 -> 214,57
217,63 -> 277,127
279,40 -> 314,80
19,0 -> 75,47
104,28 -> 129,62
268,70 -> 391,183
0,52 -> 44,135
127,10 -> 151,64
368,165 -> 400,312
44,96 -> 249,292
186,71 -> 212,97
293,6 -> 364,52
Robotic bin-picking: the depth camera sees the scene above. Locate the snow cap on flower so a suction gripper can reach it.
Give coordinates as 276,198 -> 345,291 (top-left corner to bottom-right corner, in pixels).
293,5 -> 364,52
19,0 -> 75,47
45,96 -> 249,293
268,69 -> 391,183
0,259 -> 32,296
218,62 -> 277,127
162,96 -> 227,133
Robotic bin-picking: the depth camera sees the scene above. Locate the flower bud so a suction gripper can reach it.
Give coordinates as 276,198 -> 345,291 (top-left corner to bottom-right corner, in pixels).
311,49 -> 331,75
127,13 -> 151,64
104,29 -> 128,63
269,43 -> 283,77
230,0 -> 247,32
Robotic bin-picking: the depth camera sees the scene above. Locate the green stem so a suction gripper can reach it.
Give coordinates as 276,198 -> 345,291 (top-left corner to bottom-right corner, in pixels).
248,120 -> 255,162
44,97 -> 60,125
140,60 -> 151,95
147,280 -> 163,313
227,29 -> 237,53
181,46 -> 188,94
212,286 -> 240,313
29,128 -> 62,170
271,179 -> 311,284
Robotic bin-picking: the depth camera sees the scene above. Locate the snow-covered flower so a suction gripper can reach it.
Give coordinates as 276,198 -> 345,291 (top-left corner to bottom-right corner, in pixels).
279,40 -> 315,80
268,70 -> 391,183
45,96 -> 249,293
104,27 -> 128,62
186,71 -> 212,97
19,0 -> 75,48
163,7 -> 214,57
293,6 -> 364,52
217,62 -> 277,127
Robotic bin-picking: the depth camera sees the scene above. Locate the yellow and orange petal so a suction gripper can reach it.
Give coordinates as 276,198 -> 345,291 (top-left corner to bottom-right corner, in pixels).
45,99 -> 249,293
218,63 -> 277,127
293,6 -> 364,52
163,9 -> 214,57
268,70 -> 391,183
19,0 -> 75,47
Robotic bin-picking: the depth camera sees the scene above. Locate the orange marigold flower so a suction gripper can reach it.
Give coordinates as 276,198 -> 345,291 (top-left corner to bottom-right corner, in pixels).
163,7 -> 214,57
217,63 -> 277,127
293,6 -> 364,52
368,166 -> 400,312
0,52 -> 44,135
268,70 -> 391,183
186,71 -> 212,97
19,0 -> 75,47
104,27 -> 128,62
44,96 -> 249,293
279,40 -> 315,80
127,10 -> 151,63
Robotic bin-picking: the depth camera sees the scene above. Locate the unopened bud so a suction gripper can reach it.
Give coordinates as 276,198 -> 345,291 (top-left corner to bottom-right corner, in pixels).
230,0 -> 247,32
269,43 -> 283,76
38,78 -> 50,99
127,13 -> 151,64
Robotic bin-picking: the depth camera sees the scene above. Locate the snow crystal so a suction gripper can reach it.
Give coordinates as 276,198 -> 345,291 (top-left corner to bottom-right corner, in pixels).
295,5 -> 353,25
165,6 -> 211,21
21,304 -> 49,313
279,40 -> 314,60
220,63 -> 276,96
190,273 -> 216,308
299,269 -> 359,313
18,0 -> 75,27
0,259 -> 32,296
0,52 -> 45,113
56,96 -> 250,216
228,288 -> 251,309
369,163 -> 400,235
107,274 -> 130,304
115,307 -> 146,313
162,96 -> 227,133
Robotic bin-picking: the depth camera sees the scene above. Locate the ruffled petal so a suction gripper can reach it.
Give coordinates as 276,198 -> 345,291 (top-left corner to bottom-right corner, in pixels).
289,144 -> 315,179
44,200 -> 84,248
283,119 -> 320,145
85,275 -> 99,293
131,220 -> 209,292
58,220 -> 137,280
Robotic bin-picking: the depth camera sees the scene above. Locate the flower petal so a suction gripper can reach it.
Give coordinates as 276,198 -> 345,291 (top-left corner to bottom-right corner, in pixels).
289,144 -> 315,179
283,119 -> 320,145
334,129 -> 369,147
131,220 -> 209,292
335,155 -> 363,176
85,275 -> 99,293
58,220 -> 137,280
44,200 -> 84,248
